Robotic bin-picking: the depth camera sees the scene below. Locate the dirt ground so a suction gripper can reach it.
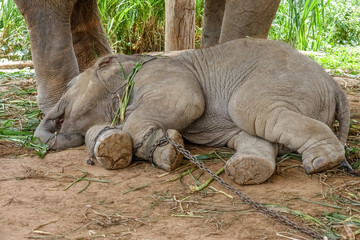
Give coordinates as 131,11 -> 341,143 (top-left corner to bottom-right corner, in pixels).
0,77 -> 359,240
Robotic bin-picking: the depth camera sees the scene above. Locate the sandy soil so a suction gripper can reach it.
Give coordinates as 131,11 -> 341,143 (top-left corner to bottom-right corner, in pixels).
0,77 -> 359,240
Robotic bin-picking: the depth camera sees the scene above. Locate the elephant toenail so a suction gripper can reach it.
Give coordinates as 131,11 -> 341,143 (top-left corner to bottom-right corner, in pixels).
313,157 -> 326,170
304,165 -> 313,174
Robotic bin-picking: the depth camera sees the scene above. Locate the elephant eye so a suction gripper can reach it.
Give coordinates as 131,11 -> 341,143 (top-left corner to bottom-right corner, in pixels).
55,114 -> 65,132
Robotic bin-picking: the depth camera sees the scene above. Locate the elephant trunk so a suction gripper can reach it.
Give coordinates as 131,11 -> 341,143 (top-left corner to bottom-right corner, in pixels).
34,105 -> 84,150
34,121 -> 84,151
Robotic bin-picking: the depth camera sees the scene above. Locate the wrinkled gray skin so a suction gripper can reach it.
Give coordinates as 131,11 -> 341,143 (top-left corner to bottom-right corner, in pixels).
35,38 -> 350,183
15,0 -> 279,114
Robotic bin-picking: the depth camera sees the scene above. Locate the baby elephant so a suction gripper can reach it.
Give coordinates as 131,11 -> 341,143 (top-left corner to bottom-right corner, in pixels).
34,38 -> 350,185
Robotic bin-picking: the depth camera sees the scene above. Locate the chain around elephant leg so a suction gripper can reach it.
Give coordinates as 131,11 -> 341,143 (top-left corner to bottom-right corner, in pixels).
132,128 -> 184,172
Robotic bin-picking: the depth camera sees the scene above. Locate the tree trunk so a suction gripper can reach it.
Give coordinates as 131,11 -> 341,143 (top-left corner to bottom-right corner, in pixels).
165,0 -> 195,52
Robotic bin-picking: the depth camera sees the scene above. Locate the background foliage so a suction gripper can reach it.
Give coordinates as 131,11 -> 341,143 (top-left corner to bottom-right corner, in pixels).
1,0 -> 358,76
0,0 -> 30,60
0,0 -> 359,54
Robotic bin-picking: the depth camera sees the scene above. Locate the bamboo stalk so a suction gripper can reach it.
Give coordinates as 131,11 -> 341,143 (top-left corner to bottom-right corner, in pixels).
189,166 -> 224,192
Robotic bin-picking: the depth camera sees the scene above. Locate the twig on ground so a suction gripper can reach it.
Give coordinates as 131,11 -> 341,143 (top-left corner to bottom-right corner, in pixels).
171,213 -> 204,218
166,168 -> 196,182
32,217 -> 61,232
122,183 -> 149,195
276,232 -> 310,240
209,186 -> 233,199
296,198 -> 343,210
64,168 -> 109,193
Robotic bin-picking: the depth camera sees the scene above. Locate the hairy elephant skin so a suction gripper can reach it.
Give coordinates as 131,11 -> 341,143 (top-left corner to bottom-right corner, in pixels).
202,0 -> 281,47
34,38 -> 350,185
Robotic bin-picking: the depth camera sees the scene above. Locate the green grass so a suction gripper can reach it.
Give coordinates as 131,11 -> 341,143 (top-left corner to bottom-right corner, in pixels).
0,0 -> 30,60
269,0 -> 330,51
97,0 -> 165,54
0,69 -> 48,156
269,0 -> 360,51
306,45 -> 360,77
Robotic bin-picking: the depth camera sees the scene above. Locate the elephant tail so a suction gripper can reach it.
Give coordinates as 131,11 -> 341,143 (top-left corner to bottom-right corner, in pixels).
335,85 -> 350,145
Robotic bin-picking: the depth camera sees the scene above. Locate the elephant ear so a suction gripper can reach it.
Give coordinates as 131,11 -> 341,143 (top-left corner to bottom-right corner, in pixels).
95,54 -> 155,94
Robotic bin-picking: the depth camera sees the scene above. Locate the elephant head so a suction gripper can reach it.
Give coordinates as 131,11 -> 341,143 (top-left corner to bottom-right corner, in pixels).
34,54 -> 154,150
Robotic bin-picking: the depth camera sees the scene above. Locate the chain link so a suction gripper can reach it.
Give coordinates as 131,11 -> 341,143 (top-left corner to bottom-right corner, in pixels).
162,132 -> 332,240
132,127 -> 158,156
148,130 -> 170,162
133,128 -> 172,163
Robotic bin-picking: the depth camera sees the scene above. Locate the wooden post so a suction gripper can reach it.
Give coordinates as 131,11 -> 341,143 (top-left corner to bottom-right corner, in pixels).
165,0 -> 195,52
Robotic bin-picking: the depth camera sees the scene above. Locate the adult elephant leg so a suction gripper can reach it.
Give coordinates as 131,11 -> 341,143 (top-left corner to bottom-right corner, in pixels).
219,0 -> 280,43
226,131 -> 277,185
71,0 -> 112,72
14,0 -> 80,114
201,0 -> 226,48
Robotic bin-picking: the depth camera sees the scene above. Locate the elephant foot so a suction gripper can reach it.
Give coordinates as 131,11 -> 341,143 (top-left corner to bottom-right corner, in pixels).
152,129 -> 184,171
134,128 -> 184,172
86,126 -> 132,170
302,142 -> 344,174
225,153 -> 275,185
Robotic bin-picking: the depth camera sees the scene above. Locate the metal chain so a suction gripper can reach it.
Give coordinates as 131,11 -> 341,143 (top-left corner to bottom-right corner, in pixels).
148,132 -> 170,162
132,127 -> 158,156
132,128 -> 171,163
161,131 -> 331,240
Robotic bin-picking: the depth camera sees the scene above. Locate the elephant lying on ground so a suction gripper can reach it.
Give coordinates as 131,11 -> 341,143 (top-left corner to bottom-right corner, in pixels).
34,38 -> 350,185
